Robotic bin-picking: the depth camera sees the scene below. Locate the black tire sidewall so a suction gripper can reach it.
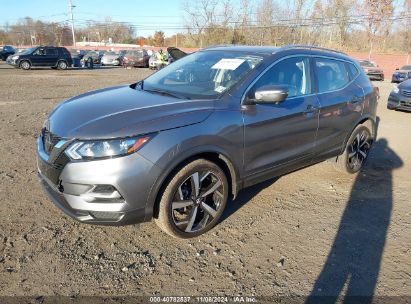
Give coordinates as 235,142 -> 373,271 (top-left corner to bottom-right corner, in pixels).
157,160 -> 228,239
58,61 -> 67,70
343,125 -> 372,174
20,61 -> 30,70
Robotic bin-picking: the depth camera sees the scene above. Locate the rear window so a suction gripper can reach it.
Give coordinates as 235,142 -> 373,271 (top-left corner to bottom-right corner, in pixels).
315,58 -> 350,93
347,63 -> 359,79
126,51 -> 144,57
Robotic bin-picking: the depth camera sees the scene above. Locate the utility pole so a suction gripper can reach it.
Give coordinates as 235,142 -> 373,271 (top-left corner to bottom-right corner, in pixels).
68,0 -> 76,46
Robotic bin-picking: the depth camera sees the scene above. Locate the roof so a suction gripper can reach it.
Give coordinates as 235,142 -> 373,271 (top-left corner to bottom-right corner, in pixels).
200,44 -> 351,60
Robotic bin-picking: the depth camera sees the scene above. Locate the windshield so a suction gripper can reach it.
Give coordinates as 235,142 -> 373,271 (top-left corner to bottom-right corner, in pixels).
359,61 -> 376,67
401,65 -> 411,70
141,50 -> 263,99
126,50 -> 144,57
105,51 -> 117,55
20,47 -> 36,55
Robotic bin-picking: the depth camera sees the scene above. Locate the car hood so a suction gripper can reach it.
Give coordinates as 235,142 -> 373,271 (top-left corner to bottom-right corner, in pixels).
364,67 -> 383,73
48,85 -> 214,139
167,47 -> 188,60
102,54 -> 120,60
394,69 -> 411,74
398,79 -> 411,90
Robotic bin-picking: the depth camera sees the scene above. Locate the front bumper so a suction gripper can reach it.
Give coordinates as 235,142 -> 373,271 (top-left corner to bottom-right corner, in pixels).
101,59 -> 121,66
37,136 -> 162,225
387,92 -> 411,111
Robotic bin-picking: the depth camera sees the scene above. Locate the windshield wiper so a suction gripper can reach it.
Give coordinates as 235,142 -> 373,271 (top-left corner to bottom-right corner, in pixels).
143,88 -> 189,99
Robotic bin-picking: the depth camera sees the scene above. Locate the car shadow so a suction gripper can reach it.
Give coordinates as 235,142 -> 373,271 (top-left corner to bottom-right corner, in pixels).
220,177 -> 279,223
306,138 -> 402,304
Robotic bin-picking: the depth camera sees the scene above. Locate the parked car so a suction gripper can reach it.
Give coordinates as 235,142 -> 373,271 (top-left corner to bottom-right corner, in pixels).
358,60 -> 384,81
81,50 -> 103,64
392,65 -> 411,83
7,46 -> 72,70
388,79 -> 411,111
0,45 -> 16,61
68,48 -> 86,60
123,49 -> 149,68
101,51 -> 123,66
148,51 -> 169,69
37,45 -> 378,238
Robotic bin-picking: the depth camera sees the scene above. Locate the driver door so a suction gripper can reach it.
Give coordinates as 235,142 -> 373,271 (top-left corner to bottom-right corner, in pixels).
242,56 -> 320,184
31,48 -> 46,66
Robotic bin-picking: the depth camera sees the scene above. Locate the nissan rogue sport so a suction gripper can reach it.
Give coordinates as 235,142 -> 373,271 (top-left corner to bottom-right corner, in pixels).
37,45 -> 378,238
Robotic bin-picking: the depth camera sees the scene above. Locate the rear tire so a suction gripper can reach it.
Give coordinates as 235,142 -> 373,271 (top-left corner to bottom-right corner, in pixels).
334,124 -> 373,174
155,159 -> 228,239
57,60 -> 68,70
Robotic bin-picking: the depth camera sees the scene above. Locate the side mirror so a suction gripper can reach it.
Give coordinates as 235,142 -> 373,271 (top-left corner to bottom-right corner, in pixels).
253,85 -> 289,104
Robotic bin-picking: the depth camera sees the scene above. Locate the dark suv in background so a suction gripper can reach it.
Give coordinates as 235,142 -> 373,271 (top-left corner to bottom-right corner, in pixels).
7,46 -> 72,70
0,45 -> 16,60
37,45 -> 378,238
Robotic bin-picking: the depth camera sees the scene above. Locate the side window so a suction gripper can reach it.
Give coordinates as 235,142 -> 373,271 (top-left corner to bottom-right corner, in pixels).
34,48 -> 45,56
315,58 -> 350,92
347,62 -> 359,80
252,57 -> 311,98
46,49 -> 58,56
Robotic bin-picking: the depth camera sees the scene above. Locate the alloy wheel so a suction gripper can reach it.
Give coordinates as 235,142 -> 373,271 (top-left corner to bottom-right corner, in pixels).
347,130 -> 371,171
171,170 -> 224,233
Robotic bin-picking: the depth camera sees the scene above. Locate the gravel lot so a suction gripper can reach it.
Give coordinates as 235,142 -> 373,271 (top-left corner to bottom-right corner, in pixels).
0,62 -> 410,301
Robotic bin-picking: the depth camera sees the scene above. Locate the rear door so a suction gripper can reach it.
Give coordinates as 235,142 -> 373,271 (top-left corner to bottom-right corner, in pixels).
45,48 -> 59,66
242,56 -> 320,184
313,57 -> 364,160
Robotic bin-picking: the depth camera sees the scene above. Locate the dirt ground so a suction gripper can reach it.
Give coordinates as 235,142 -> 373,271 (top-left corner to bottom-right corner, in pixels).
0,62 -> 409,302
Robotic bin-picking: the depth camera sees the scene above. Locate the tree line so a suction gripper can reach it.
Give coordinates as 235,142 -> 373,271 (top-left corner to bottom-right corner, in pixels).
0,0 -> 410,55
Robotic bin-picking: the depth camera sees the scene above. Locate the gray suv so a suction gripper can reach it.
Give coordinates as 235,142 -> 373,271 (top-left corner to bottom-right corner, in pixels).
37,45 -> 378,238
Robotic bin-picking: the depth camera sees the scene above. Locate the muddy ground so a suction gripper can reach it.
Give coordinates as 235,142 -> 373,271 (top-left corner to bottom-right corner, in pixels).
0,62 -> 409,301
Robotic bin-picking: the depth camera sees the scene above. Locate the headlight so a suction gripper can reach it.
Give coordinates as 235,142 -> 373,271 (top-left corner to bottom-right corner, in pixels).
65,135 -> 151,160
392,86 -> 399,94
12,55 -> 19,60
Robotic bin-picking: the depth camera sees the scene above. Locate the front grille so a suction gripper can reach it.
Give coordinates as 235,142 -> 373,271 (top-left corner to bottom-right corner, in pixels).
401,90 -> 411,98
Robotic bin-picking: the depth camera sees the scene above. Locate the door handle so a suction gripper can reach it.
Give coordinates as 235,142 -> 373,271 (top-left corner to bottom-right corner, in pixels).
304,104 -> 319,114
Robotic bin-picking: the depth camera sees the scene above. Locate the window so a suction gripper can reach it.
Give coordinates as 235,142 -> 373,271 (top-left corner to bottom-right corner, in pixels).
347,63 -> 359,79
34,48 -> 46,56
252,57 -> 311,98
46,49 -> 58,56
315,58 -> 350,93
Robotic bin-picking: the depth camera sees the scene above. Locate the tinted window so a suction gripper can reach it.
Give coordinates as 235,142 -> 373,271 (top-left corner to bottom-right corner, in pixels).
315,58 -> 350,93
252,57 -> 311,98
401,65 -> 411,70
347,63 -> 359,79
46,49 -> 58,56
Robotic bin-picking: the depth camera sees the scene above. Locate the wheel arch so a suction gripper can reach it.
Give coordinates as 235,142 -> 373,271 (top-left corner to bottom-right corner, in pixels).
147,148 -> 240,220
339,115 -> 377,156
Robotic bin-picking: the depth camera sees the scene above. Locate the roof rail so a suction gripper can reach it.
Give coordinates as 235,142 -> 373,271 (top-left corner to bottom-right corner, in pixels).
280,44 -> 347,55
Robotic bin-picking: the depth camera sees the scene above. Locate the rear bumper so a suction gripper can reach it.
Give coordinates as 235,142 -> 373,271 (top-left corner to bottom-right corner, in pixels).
37,136 -> 162,225
367,73 -> 384,80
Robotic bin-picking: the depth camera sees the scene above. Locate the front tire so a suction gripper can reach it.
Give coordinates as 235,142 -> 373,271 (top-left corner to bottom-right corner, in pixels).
155,159 -> 229,239
19,60 -> 31,70
334,125 -> 373,174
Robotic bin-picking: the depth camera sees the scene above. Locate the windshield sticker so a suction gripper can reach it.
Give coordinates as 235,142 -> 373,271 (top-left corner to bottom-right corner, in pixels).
214,86 -> 226,93
211,58 -> 245,70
